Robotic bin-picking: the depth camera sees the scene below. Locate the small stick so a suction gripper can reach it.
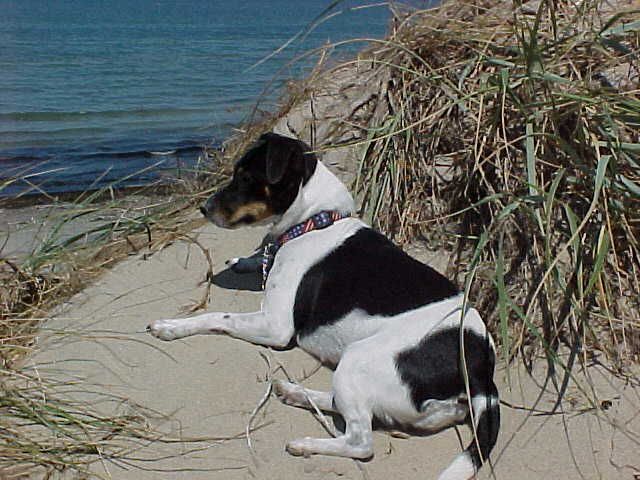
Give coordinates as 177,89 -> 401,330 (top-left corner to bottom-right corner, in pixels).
246,350 -> 275,461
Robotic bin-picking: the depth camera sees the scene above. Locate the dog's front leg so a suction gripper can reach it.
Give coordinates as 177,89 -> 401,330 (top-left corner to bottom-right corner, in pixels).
147,311 -> 293,348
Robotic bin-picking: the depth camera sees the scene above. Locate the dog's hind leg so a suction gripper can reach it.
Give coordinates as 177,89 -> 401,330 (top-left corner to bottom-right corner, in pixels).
273,380 -> 335,412
413,398 -> 468,431
285,341 -> 376,460
286,411 -> 372,459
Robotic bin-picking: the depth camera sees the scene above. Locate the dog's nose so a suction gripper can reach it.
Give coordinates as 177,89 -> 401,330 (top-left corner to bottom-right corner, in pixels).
199,205 -> 208,217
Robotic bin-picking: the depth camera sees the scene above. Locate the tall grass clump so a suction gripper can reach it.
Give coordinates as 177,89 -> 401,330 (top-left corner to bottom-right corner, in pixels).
348,0 -> 639,372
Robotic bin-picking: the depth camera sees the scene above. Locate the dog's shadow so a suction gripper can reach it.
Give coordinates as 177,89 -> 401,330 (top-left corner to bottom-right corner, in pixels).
212,267 -> 262,292
212,238 -> 270,293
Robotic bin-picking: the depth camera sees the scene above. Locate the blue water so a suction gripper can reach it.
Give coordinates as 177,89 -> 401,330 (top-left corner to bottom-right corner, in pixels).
0,0 -> 389,196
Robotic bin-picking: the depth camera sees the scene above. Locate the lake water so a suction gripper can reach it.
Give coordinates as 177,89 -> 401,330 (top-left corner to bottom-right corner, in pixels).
0,0 -> 390,196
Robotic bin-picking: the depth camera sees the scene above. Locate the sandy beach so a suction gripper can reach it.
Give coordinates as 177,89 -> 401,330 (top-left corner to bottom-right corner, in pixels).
29,217 -> 640,479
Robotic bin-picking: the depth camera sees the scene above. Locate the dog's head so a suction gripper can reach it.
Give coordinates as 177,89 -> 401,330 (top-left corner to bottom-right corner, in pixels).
201,133 -> 317,228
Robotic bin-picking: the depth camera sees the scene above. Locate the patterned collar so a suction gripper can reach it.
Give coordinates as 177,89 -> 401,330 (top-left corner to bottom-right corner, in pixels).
261,210 -> 351,289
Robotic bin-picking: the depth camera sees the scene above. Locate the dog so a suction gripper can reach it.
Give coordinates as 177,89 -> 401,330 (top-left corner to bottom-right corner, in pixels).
147,132 -> 500,480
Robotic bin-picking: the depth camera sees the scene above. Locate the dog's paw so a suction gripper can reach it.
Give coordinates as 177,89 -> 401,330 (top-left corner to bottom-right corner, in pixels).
226,257 -> 240,268
226,256 -> 261,274
273,379 -> 307,407
146,319 -> 190,341
286,438 -> 315,458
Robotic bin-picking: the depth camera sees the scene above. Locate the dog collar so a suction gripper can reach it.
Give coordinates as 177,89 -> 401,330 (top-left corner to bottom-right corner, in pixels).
261,210 -> 351,289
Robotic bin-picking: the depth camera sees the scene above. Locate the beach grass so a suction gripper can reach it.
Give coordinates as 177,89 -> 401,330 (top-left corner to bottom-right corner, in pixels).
335,0 -> 639,380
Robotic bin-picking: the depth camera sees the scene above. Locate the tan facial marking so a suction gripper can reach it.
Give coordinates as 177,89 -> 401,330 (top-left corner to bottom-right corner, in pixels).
227,201 -> 273,224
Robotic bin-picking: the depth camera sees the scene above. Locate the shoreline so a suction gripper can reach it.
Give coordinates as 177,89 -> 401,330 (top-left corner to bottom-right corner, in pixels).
0,182 -> 188,210
0,144 -> 210,202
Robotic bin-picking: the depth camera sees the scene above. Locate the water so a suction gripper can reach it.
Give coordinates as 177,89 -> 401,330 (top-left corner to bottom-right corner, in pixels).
0,0 -> 390,196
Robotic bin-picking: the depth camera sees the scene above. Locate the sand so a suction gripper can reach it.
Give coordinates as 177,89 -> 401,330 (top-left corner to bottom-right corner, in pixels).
31,218 -> 640,480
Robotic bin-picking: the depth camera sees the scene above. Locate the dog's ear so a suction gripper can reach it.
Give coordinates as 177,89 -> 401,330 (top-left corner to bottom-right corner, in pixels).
263,133 -> 300,184
259,133 -> 317,184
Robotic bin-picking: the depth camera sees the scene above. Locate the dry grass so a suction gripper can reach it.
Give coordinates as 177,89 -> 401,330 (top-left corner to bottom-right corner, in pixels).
331,0 -> 639,373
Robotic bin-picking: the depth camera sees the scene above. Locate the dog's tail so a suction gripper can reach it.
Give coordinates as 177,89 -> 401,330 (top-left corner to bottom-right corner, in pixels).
437,382 -> 500,480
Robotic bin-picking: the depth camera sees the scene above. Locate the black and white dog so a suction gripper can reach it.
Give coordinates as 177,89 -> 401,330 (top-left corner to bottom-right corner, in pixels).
148,133 -> 499,480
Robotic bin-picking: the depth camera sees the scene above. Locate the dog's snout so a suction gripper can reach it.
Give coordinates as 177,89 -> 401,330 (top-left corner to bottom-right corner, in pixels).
200,195 -> 227,227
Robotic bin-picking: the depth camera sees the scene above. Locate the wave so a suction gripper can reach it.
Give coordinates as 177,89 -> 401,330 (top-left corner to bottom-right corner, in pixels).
148,150 -> 177,156
1,143 -> 206,164
0,107 -> 212,123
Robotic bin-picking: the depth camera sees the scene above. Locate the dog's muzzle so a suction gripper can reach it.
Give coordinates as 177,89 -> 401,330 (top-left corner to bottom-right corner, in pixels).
199,195 -> 233,228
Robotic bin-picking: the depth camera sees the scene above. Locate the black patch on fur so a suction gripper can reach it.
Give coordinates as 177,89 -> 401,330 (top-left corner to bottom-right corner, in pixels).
395,328 -> 495,410
397,328 -> 501,467
293,227 -> 459,337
